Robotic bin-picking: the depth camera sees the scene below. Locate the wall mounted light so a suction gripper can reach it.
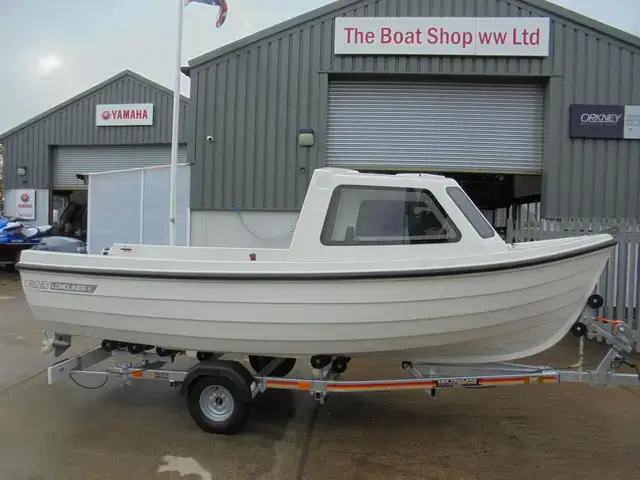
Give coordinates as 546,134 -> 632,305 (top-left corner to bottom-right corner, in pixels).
298,128 -> 315,147
17,166 -> 27,177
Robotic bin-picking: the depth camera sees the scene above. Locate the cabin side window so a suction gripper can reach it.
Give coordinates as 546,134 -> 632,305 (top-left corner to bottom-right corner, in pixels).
320,185 -> 461,246
445,186 -> 496,239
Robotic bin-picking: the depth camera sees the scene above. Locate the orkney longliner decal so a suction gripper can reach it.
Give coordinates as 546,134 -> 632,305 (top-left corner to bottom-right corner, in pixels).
23,279 -> 98,294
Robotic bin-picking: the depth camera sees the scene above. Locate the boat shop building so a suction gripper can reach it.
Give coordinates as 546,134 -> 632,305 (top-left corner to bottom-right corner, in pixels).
1,0 -> 639,248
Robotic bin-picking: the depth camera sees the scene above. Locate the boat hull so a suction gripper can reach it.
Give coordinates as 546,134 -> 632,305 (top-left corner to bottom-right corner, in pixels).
19,240 -> 613,364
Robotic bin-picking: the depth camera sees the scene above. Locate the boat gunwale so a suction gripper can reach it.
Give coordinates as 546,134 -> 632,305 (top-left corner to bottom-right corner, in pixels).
15,238 -> 618,281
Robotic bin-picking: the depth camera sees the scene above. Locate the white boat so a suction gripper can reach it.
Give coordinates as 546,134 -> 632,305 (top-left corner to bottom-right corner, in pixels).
16,167 -> 616,367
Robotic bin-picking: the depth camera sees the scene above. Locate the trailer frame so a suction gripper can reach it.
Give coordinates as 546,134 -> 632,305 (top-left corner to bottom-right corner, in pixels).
44,294 -> 640,435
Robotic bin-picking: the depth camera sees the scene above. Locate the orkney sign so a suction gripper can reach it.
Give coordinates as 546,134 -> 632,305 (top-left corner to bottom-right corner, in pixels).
96,103 -> 154,126
569,104 -> 640,140
334,17 -> 551,56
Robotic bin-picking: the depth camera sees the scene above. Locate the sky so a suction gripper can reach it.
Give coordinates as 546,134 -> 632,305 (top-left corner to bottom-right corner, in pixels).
0,0 -> 639,134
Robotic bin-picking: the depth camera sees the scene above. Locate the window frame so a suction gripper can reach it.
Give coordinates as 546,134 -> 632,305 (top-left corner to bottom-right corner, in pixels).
445,186 -> 497,240
320,184 -> 462,246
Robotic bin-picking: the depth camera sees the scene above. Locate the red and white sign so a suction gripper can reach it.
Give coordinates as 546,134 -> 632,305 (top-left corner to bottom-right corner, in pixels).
96,103 -> 154,126
16,189 -> 36,220
334,17 -> 550,56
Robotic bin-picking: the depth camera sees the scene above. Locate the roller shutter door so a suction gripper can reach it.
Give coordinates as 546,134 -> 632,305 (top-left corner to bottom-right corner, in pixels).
326,81 -> 545,174
52,144 -> 188,188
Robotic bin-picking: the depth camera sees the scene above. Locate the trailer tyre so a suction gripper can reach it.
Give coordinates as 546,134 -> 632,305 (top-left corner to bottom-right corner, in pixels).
187,376 -> 251,435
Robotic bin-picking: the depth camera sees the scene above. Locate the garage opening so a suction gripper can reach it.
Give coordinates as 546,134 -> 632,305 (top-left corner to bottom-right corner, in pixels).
326,80 -> 545,237
50,144 -> 187,240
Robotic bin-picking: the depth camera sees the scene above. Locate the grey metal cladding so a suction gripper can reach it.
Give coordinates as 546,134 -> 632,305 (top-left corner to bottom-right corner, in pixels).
544,32 -> 640,220
188,33 -> 320,211
189,0 -> 640,217
0,70 -> 190,189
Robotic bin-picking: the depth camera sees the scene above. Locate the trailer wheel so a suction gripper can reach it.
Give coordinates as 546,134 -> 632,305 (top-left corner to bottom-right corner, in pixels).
187,376 -> 250,435
248,355 -> 296,377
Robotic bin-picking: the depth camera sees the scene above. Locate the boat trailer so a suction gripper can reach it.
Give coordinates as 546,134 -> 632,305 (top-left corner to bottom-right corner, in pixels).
45,294 -> 640,435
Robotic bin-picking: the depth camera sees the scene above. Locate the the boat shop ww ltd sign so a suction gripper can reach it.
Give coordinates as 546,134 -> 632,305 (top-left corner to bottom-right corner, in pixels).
334,16 -> 551,56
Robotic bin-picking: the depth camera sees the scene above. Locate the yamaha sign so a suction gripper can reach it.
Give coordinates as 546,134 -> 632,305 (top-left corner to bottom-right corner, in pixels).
95,103 -> 154,127
570,104 -> 640,139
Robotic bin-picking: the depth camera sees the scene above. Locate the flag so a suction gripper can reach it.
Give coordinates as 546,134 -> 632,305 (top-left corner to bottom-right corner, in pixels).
185,0 -> 228,28
169,0 -> 229,246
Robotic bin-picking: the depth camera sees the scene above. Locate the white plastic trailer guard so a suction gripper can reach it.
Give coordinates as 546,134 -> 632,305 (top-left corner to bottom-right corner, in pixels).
85,163 -> 191,254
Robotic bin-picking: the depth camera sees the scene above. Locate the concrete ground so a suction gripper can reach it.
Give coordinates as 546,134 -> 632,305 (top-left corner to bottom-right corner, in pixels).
1,271 -> 640,480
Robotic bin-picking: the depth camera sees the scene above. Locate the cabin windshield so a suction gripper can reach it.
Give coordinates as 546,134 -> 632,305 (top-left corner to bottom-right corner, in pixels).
445,186 -> 496,239
320,185 -> 461,246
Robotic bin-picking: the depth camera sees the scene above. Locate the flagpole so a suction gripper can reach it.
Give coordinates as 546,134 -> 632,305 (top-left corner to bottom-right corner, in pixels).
169,0 -> 185,247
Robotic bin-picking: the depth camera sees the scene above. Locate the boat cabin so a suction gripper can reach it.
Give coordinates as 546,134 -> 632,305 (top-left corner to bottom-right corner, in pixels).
287,168 -> 507,261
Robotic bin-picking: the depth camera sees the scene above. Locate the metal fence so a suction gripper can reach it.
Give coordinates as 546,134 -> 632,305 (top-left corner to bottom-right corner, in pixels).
506,216 -> 640,346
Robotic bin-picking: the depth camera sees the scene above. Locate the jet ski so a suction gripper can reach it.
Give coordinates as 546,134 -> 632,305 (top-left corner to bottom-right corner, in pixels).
0,217 -> 53,267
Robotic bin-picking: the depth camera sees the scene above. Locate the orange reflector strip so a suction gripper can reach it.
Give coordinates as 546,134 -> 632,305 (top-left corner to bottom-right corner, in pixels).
478,376 -> 559,386
263,375 -> 559,392
265,380 -> 311,390
131,371 -> 143,377
327,381 -> 437,391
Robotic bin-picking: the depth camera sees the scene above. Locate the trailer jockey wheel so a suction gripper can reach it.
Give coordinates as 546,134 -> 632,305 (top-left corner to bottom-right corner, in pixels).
570,321 -> 588,338
187,376 -> 251,435
587,294 -> 604,310
248,355 -> 296,377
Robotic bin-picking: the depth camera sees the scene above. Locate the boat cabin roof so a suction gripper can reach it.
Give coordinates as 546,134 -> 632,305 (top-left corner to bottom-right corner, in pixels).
314,167 -> 457,185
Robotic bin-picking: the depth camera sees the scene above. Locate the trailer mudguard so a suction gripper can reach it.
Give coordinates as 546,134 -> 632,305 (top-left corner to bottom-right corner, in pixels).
179,359 -> 255,401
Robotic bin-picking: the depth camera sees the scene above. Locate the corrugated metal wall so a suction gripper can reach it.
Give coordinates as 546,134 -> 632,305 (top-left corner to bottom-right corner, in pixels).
1,72 -> 189,189
544,25 -> 640,219
187,0 -> 640,220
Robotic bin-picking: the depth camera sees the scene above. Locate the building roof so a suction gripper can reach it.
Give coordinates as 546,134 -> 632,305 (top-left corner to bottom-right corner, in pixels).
0,69 -> 190,141
188,0 -> 640,68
